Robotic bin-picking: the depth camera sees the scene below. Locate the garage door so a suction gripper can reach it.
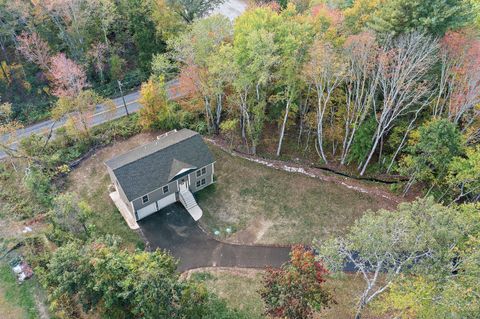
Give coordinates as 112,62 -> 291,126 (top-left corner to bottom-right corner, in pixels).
157,193 -> 176,210
136,202 -> 157,220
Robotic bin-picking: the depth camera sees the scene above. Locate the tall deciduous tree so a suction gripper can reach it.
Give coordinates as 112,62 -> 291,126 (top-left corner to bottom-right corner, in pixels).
168,0 -> 225,22
232,7 -> 279,154
170,15 -> 232,133
317,198 -> 477,319
359,32 -> 438,175
340,31 -> 379,164
435,30 -> 480,133
138,76 -> 170,130
303,39 -> 345,163
16,32 -> 52,71
369,0 -> 474,36
49,53 -> 88,98
399,119 -> 464,195
375,202 -> 480,318
275,4 -> 313,157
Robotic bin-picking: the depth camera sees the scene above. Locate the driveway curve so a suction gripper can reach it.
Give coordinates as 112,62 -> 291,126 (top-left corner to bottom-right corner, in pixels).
138,203 -> 291,272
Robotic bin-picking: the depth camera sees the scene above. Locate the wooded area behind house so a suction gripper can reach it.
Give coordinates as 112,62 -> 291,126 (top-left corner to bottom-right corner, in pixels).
0,0 -> 479,318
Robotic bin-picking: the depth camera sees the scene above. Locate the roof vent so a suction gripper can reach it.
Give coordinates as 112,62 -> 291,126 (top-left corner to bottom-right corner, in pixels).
157,129 -> 178,140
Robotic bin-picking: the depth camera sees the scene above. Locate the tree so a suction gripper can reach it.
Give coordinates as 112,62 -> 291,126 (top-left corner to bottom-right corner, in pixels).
0,100 -> 23,158
375,202 -> 480,318
303,38 -> 345,163
317,197 -> 477,319
168,0 -> 225,23
260,245 -> 333,319
447,146 -> 480,203
435,30 -> 480,134
49,53 -> 88,98
399,119 -> 464,195
170,15 -> 233,133
151,53 -> 177,79
87,42 -> 108,83
275,4 -> 313,157
16,32 -> 52,71
41,236 -> 245,318
51,90 -> 111,138
49,192 -> 93,240
369,0 -> 475,36
138,76 -> 170,130
359,32 -> 438,175
232,7 -> 279,154
340,31 -> 379,164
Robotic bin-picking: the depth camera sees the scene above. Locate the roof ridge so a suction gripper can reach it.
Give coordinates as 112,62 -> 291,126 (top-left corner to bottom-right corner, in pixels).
106,129 -> 198,170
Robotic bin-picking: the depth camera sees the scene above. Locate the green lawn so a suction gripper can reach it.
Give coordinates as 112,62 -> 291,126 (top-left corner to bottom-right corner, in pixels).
190,269 -> 265,319
190,268 -> 380,319
0,262 -> 39,319
64,134 -> 151,249
197,146 -> 386,244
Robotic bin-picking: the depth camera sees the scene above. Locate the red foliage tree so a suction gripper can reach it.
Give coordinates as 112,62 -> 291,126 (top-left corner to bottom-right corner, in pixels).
438,29 -> 480,127
49,53 -> 87,98
260,245 -> 334,319
16,31 -> 52,71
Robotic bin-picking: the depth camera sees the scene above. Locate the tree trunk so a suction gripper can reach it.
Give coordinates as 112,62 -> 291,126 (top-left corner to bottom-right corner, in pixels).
360,132 -> 382,176
276,98 -> 291,157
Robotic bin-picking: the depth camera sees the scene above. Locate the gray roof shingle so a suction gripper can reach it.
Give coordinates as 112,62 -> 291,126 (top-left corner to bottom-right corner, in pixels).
105,129 -> 214,201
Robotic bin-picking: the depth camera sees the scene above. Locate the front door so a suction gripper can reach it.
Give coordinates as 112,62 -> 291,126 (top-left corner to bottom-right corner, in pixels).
179,179 -> 188,192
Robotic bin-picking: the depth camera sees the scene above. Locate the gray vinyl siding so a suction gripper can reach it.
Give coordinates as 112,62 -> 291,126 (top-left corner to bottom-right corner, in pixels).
132,180 -> 178,211
107,166 -> 133,214
189,162 -> 214,193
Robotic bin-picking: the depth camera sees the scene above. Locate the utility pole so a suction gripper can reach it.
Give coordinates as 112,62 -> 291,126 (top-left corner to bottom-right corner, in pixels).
117,80 -> 129,116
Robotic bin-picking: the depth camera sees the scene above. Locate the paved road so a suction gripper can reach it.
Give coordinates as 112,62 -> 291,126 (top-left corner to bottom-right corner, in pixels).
0,0 -> 249,160
139,203 -> 291,272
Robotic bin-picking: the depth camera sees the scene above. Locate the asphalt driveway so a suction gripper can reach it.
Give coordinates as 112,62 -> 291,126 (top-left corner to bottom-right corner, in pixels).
138,203 -> 291,272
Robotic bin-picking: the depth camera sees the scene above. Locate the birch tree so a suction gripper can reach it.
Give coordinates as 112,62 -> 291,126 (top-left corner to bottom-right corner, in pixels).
317,198 -> 468,319
435,30 -> 480,134
232,30 -> 278,154
170,15 -> 232,133
275,5 -> 313,156
359,32 -> 438,175
340,31 -> 379,164
232,7 -> 279,154
303,39 -> 345,163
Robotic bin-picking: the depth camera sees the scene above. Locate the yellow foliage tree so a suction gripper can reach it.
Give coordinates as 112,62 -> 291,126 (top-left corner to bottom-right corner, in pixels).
138,76 -> 169,130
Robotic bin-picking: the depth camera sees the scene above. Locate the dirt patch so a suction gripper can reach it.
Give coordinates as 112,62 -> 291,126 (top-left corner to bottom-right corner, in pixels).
33,290 -> 50,319
228,217 -> 273,244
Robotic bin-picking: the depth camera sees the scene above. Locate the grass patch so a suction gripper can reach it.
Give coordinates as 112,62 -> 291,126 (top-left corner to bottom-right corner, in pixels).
193,269 -> 265,318
0,262 -> 39,319
197,146 -> 386,244
191,268 -> 379,319
63,134 -> 157,249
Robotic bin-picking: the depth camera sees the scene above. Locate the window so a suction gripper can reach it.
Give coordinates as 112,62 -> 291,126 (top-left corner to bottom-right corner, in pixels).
196,180 -> 201,187
163,185 -> 169,193
201,178 -> 206,186
197,167 -> 207,177
142,195 -> 149,203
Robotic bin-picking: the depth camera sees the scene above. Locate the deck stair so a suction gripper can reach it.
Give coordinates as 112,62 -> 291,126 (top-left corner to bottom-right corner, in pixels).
179,189 -> 203,221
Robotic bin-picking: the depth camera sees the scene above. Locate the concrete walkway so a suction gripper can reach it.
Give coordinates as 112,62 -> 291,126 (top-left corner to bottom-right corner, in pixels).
109,191 -> 139,230
139,203 -> 291,272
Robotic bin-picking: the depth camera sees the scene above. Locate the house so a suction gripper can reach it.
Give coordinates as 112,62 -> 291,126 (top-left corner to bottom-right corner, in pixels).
105,129 -> 215,222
